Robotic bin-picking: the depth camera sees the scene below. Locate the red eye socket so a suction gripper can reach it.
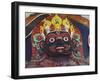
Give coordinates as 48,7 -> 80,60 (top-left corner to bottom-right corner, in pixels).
49,38 -> 55,43
63,37 -> 68,41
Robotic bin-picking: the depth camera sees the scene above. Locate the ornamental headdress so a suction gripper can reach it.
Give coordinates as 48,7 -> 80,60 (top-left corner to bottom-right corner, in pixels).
39,14 -> 75,38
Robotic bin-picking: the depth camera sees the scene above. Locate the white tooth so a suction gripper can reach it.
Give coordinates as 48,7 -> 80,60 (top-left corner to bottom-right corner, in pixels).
56,47 -> 64,49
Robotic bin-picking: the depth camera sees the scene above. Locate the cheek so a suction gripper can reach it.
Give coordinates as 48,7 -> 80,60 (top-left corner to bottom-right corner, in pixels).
64,44 -> 71,50
48,46 -> 56,52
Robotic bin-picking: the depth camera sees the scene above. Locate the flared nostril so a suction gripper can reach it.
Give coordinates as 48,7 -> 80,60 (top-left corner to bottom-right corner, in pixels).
56,40 -> 64,46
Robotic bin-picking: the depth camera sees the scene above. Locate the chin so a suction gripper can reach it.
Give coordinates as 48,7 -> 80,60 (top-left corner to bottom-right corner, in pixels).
47,47 -> 72,57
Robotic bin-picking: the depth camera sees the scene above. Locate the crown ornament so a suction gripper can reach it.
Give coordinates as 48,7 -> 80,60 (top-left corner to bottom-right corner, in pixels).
40,14 -> 75,37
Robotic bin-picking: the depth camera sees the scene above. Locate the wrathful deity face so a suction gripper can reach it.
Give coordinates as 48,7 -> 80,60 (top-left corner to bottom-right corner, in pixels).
44,31 -> 72,57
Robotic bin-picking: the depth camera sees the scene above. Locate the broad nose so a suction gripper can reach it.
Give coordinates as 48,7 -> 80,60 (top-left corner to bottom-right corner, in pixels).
56,37 -> 64,46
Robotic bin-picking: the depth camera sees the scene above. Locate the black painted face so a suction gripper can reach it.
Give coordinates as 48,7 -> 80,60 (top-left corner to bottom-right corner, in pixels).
44,31 -> 72,57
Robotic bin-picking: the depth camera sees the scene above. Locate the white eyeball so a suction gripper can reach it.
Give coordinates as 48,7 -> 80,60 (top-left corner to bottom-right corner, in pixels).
49,38 -> 55,43
63,37 -> 68,41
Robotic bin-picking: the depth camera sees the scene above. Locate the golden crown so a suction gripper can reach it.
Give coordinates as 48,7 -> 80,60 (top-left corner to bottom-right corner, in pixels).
40,14 -> 75,35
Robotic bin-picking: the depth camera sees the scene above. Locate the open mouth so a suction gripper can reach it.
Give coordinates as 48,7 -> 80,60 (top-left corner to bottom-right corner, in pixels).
56,47 -> 64,50
56,45 -> 70,53
56,46 -> 64,53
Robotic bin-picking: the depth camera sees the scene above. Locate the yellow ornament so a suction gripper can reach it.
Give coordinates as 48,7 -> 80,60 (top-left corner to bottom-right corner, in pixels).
40,26 -> 44,33
51,15 -> 62,30
63,18 -> 71,32
63,18 -> 70,27
70,25 -> 75,32
43,20 -> 51,29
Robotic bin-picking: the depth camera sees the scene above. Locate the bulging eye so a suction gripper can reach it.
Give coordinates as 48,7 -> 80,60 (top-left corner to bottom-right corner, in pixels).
63,37 -> 68,41
49,38 -> 55,43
